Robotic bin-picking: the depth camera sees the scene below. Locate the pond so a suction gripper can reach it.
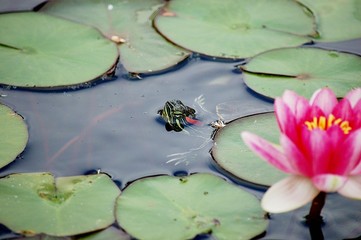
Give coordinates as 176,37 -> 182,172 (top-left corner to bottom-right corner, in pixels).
0,1 -> 361,239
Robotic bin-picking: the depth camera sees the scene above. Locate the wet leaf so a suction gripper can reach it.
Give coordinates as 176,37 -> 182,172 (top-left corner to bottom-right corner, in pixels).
299,0 -> 361,42
0,173 -> 120,236
116,173 -> 268,240
154,0 -> 315,59
211,112 -> 287,187
0,103 -> 28,169
241,47 -> 361,99
41,0 -> 190,74
0,12 -> 118,89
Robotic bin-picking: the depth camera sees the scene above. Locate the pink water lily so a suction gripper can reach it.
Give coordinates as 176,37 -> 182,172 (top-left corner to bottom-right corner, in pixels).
241,88 -> 361,213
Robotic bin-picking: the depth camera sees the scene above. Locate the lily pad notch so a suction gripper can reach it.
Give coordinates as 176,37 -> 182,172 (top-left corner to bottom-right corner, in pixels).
0,172 -> 121,236
0,12 -> 119,89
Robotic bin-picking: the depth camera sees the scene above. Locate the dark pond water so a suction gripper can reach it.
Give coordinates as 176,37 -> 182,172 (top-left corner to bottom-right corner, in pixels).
1,2 -> 361,240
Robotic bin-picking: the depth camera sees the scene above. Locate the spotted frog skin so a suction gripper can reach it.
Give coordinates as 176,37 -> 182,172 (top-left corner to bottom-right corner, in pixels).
158,99 -> 196,132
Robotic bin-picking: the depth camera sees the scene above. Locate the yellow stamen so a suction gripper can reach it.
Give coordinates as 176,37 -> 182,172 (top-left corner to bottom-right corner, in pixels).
327,114 -> 335,127
319,116 -> 326,129
304,114 -> 352,134
340,121 -> 352,134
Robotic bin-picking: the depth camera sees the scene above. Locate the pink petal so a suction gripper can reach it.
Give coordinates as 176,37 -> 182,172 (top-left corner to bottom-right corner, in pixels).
280,90 -> 310,119
352,100 -> 361,128
344,88 -> 361,108
241,132 -> 296,174
280,134 -> 312,176
324,126 -> 352,174
344,129 -> 361,175
338,128 -> 361,174
302,129 -> 331,175
309,88 -> 338,115
261,175 -> 319,213
307,104 -> 325,120
332,98 -> 353,122
274,98 -> 297,140
338,175 -> 361,200
312,174 -> 348,192
354,97 -> 361,112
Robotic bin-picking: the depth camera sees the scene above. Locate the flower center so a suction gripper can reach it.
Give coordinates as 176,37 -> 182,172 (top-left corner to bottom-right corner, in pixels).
304,114 -> 352,134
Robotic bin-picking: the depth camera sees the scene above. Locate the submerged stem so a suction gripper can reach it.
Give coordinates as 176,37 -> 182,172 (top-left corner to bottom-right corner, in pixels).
305,192 -> 326,240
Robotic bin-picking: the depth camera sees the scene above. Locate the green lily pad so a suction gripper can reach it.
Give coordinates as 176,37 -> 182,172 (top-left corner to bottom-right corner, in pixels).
0,12 -> 118,89
0,173 -> 121,236
241,47 -> 361,99
0,103 -> 28,169
41,0 -> 190,74
154,0 -> 315,59
116,173 -> 268,240
211,112 -> 287,187
299,0 -> 361,42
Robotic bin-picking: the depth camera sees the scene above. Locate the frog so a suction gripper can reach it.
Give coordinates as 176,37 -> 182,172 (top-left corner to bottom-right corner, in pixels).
157,99 -> 198,132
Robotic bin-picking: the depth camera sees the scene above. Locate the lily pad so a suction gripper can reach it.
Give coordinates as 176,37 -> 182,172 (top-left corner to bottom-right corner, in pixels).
211,112 -> 287,187
299,0 -> 361,42
116,173 -> 268,240
41,0 -> 190,74
0,103 -> 28,169
154,0 -> 315,59
0,173 -> 120,236
0,12 -> 118,89
241,47 -> 361,99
